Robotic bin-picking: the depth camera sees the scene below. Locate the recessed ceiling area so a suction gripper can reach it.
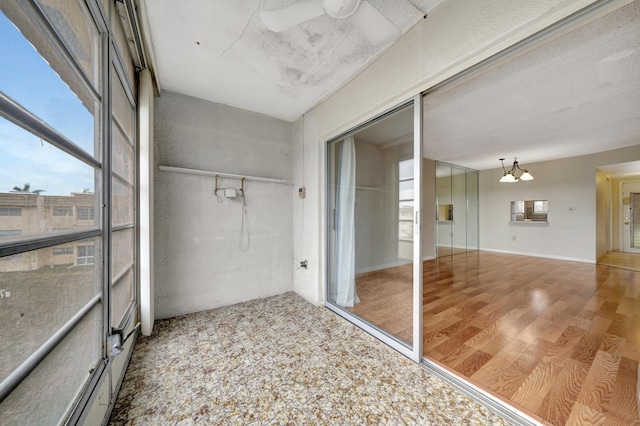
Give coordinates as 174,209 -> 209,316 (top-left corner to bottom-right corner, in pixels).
143,0 -> 442,122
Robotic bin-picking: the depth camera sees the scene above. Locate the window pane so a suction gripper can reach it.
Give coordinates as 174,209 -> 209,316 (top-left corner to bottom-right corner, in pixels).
0,237 -> 101,383
36,0 -> 101,88
399,221 -> 414,240
0,304 -> 102,425
112,65 -> 134,138
112,123 -> 134,184
0,10 -> 97,155
0,119 -> 98,239
112,178 -> 133,227
112,228 -> 133,279
399,158 -> 413,181
112,268 -> 133,328
399,201 -> 413,221
399,180 -> 413,201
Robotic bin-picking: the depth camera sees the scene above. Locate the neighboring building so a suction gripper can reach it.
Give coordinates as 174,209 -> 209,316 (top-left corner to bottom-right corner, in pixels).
0,192 -> 96,272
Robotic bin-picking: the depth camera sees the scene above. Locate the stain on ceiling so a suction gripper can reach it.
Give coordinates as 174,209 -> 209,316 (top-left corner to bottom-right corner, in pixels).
144,0 -> 444,122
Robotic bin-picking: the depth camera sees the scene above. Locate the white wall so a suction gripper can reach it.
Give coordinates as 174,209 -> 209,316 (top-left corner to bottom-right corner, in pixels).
293,0 -> 613,305
154,91 -> 294,319
479,146 -> 640,263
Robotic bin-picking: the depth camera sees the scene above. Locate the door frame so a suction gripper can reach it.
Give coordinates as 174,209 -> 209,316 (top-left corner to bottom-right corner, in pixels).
620,181 -> 640,254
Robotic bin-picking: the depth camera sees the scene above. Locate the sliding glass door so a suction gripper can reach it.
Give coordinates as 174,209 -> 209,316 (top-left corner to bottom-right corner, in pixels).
327,99 -> 422,359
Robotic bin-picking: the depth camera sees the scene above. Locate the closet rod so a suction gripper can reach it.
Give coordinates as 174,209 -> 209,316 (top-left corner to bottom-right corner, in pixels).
158,165 -> 290,184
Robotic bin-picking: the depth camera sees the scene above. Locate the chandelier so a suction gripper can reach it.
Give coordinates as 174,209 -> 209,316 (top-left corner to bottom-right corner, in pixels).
499,158 -> 534,183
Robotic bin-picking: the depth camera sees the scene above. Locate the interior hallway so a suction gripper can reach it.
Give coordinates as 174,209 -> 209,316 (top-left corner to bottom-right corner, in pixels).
108,293 -> 509,425
351,251 -> 640,425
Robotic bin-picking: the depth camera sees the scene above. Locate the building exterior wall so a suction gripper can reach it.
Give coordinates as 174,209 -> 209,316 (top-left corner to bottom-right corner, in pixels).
0,192 -> 96,272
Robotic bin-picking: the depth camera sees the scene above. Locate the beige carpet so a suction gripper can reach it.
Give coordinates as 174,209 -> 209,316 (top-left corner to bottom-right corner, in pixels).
109,292 -> 511,425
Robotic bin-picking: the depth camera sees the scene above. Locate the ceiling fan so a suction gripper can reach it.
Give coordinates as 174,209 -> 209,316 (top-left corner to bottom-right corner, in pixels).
260,0 -> 401,46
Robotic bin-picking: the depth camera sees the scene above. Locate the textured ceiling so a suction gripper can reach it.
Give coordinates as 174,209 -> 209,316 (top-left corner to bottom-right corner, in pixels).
143,0 -> 639,175
144,0 -> 443,122
422,0 -> 640,171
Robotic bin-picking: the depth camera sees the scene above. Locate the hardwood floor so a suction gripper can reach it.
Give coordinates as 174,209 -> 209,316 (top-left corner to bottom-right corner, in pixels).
349,251 -> 640,426
599,252 -> 640,272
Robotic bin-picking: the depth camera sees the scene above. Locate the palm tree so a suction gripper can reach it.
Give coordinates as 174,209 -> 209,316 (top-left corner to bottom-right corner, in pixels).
10,183 -> 44,194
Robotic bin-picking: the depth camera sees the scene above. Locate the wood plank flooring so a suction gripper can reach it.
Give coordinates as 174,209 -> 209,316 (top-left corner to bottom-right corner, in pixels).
599,252 -> 640,272
349,251 -> 640,426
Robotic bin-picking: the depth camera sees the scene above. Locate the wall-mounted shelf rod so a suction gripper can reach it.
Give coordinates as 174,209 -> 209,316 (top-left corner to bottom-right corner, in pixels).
158,165 -> 290,185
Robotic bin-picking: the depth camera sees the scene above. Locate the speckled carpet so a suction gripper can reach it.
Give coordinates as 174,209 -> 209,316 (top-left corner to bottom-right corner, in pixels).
109,292 -> 511,425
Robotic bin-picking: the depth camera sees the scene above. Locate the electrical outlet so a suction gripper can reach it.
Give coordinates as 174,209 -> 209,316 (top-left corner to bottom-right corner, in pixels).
0,289 -> 10,298
298,187 -> 306,199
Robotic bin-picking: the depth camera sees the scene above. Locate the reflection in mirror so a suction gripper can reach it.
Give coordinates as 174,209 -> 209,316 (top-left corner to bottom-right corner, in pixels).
327,103 -> 414,348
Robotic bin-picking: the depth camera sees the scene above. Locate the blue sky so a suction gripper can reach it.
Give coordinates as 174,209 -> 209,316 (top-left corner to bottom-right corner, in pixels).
0,11 -> 95,196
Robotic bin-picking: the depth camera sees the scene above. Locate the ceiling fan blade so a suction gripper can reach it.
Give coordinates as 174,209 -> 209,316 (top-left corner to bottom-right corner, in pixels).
350,1 -> 401,46
260,0 -> 325,32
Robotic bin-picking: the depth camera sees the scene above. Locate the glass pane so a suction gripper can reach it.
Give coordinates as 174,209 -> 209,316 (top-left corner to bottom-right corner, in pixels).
112,64 -> 134,138
466,171 -> 479,251
0,304 -> 102,425
112,178 -> 133,227
399,180 -> 414,201
112,268 -> 133,327
399,201 -> 413,221
112,123 -> 134,184
452,167 -> 466,254
0,10 -> 97,155
328,104 -> 414,348
633,193 -> 640,248
436,163 -> 452,257
112,228 -> 134,279
36,0 -> 100,88
0,237 -> 101,384
399,158 -> 413,180
0,119 -> 98,240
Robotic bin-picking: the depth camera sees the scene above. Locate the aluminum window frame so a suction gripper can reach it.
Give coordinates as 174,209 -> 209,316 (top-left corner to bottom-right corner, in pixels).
0,1 -> 139,423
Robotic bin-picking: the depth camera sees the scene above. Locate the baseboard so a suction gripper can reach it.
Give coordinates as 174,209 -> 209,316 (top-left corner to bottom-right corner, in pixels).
355,255 -> 438,275
479,247 -> 595,264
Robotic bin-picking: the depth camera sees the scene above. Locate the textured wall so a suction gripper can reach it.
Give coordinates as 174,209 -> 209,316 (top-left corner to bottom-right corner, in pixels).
154,91 -> 293,319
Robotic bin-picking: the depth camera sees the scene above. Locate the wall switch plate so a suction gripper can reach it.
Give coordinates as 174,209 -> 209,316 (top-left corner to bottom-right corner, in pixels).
298,187 -> 306,199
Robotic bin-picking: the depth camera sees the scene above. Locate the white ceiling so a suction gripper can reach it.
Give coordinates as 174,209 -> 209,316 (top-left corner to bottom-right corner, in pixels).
354,0 -> 640,174
143,0 -> 640,175
422,0 -> 640,172
143,0 -> 443,122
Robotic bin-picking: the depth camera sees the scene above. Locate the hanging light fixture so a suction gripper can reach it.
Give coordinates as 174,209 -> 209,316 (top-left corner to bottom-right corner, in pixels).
499,158 -> 534,183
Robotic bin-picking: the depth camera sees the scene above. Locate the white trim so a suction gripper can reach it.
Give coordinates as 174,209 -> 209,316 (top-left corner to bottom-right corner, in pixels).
139,69 -> 154,336
355,259 -> 412,275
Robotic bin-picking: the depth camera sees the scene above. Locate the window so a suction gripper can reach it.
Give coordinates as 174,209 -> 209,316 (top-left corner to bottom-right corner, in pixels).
53,247 -> 74,255
53,208 -> 73,217
76,207 -> 95,220
398,159 -> 414,241
0,1 -> 135,423
76,245 -> 95,265
0,230 -> 22,239
0,207 -> 21,216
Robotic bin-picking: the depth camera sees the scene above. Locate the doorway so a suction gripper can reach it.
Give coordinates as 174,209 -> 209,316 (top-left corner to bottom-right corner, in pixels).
326,99 -> 422,360
621,181 -> 640,254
